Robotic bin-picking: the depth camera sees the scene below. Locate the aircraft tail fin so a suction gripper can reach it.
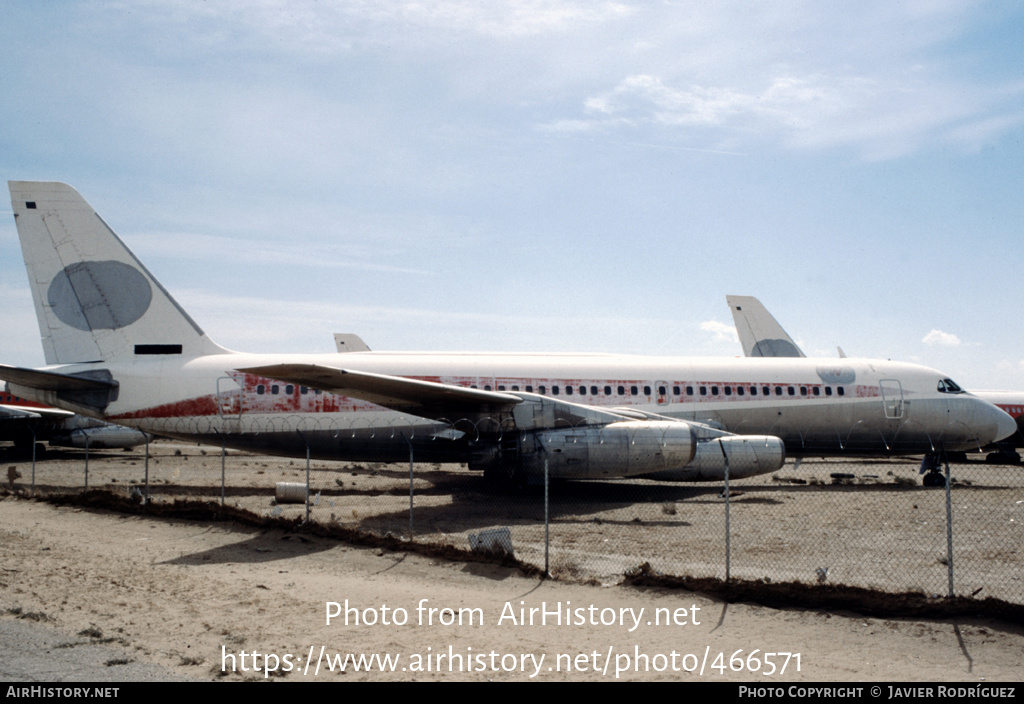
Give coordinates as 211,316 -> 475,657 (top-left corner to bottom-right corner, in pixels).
726,295 -> 806,358
8,181 -> 229,365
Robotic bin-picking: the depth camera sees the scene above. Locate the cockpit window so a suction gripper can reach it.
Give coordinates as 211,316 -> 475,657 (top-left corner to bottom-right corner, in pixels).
937,378 -> 964,394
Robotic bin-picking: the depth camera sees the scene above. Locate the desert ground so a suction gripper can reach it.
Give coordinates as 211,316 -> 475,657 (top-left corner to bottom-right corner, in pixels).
1,442 -> 1022,682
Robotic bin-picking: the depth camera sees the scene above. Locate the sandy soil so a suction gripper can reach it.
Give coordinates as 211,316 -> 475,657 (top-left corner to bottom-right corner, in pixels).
7,442 -> 1022,601
2,447 -> 1024,681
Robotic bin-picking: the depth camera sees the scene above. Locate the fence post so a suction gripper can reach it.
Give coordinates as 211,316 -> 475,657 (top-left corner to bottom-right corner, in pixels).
216,431 -> 225,507
544,455 -> 551,578
719,439 -> 731,583
408,440 -> 414,541
30,428 -> 36,494
306,436 -> 311,524
84,437 -> 89,491
144,436 -> 150,504
943,451 -> 954,597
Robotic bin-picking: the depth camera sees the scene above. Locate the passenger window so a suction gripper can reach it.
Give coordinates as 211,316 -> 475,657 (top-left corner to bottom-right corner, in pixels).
604,385 -> 611,395
711,386 -> 719,396
592,386 -> 599,396
271,385 -> 279,395
553,386 -> 560,395
644,385 -> 652,396
286,385 -> 294,394
565,386 -> 572,395
631,385 -> 638,396
837,387 -> 844,396
618,385 -> 625,395
724,387 -> 732,396
256,385 -> 265,395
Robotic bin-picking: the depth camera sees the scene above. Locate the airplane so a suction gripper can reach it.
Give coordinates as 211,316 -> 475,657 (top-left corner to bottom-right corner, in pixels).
727,295 -> 1024,477
0,182 -> 1015,488
1,389 -> 150,455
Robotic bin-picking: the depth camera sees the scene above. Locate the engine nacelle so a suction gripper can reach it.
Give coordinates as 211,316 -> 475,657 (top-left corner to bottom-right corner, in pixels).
50,425 -> 150,449
519,421 -> 696,479
644,435 -> 786,482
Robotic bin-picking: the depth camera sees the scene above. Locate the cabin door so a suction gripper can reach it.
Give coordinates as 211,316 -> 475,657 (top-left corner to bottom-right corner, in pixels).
216,376 -> 242,420
880,379 -> 904,419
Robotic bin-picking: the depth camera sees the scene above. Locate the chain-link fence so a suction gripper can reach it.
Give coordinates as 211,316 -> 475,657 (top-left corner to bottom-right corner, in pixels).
6,427 -> 1022,606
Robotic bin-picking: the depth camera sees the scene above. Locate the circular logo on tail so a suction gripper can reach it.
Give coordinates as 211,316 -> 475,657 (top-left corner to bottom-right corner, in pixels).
47,260 -> 153,331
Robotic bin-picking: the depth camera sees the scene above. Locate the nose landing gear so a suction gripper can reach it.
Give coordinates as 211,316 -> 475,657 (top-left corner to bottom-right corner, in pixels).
919,452 -> 947,488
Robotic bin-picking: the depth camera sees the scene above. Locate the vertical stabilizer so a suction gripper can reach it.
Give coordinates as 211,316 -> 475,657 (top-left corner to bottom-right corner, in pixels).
8,181 -> 228,365
726,295 -> 805,358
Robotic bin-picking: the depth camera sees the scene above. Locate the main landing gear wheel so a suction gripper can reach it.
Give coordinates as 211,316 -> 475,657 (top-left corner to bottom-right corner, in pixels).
922,471 -> 946,488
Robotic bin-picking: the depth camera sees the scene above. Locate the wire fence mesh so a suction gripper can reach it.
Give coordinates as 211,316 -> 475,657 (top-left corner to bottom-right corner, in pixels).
6,429 -> 1022,605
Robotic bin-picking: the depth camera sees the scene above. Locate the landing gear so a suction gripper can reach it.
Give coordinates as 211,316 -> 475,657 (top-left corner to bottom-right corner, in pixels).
10,436 -> 45,460
985,449 -> 1021,465
473,443 -> 524,487
919,452 -> 947,488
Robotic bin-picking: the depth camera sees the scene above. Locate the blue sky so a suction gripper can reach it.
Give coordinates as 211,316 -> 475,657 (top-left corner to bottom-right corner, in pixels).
1,1 -> 1022,389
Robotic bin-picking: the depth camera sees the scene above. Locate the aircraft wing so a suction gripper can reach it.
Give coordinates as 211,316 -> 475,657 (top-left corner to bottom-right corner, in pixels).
0,404 -> 75,420
237,363 -> 647,430
237,363 -> 523,418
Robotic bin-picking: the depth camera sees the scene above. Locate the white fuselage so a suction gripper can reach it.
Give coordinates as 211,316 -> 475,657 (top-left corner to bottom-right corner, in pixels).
14,351 -> 1011,467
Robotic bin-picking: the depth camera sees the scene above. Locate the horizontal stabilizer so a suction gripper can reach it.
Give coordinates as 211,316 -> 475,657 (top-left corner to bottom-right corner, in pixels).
0,364 -> 117,393
0,363 -> 119,412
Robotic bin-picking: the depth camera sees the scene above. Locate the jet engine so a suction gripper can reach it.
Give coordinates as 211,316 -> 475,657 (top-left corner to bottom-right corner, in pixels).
50,425 -> 151,449
644,434 -> 786,481
518,421 -> 698,480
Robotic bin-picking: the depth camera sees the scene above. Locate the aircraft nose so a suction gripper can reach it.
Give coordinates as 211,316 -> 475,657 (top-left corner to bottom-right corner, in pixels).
993,405 -> 1017,444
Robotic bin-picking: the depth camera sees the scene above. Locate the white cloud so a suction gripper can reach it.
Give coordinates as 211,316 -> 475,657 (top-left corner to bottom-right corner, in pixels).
567,67 -> 1023,159
922,329 -> 962,347
700,320 -> 739,344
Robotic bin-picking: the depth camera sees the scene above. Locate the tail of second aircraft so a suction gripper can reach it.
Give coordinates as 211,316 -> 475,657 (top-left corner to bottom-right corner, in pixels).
8,181 -> 229,365
726,295 -> 806,358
